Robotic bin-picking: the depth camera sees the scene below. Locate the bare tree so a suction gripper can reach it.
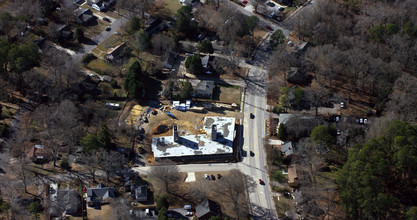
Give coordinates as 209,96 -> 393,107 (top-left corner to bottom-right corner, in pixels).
110,198 -> 133,220
117,0 -> 155,19
188,179 -> 210,202
151,34 -> 175,56
249,0 -> 266,13
211,169 -> 255,218
98,150 -> 127,182
385,74 -> 417,123
80,151 -> 100,183
304,82 -> 329,116
148,162 -> 180,194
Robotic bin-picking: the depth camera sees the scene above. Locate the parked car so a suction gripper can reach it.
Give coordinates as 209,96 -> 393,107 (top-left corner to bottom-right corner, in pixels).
266,1 -> 275,7
211,175 -> 216,180
184,205 -> 192,210
186,212 -> 193,216
217,174 -> 222,179
204,174 -> 210,180
340,101 -> 346,108
266,25 -> 273,31
114,32 -> 121,35
259,179 -> 264,185
250,151 -> 255,157
242,0 -> 248,4
278,7 -> 285,11
283,191 -> 292,199
103,17 -> 111,23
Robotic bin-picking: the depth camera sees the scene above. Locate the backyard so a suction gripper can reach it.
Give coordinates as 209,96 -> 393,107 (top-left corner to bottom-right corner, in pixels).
212,85 -> 242,104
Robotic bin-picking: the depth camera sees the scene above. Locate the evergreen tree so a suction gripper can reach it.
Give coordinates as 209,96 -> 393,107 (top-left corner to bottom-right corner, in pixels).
124,61 -> 144,99
277,123 -> 288,141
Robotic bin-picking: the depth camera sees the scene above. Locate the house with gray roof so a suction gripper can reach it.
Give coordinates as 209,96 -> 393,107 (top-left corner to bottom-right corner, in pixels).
193,80 -> 215,99
50,189 -> 81,217
75,8 -> 94,25
196,200 -> 221,220
281,142 -> 294,157
86,183 -> 115,207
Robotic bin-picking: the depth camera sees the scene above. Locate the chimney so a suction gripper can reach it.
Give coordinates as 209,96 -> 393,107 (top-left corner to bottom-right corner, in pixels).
173,125 -> 178,142
211,124 -> 217,141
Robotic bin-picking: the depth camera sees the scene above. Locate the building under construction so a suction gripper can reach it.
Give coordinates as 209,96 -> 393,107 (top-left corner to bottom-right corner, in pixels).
151,117 -> 236,162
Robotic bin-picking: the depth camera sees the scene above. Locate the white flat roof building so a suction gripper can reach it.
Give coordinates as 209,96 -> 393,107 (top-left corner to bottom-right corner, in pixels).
152,117 -> 235,159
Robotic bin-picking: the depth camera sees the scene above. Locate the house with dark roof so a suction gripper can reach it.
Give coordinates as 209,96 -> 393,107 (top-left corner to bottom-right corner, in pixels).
196,200 -> 221,220
193,80 -> 214,99
105,42 -> 126,61
286,67 -> 310,85
86,183 -> 115,207
57,25 -> 73,41
163,52 -> 178,69
144,18 -> 163,36
49,190 -> 81,217
75,8 -> 94,24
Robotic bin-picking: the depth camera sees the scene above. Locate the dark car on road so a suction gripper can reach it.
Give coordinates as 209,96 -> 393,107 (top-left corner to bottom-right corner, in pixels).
250,151 -> 255,157
105,26 -> 111,31
250,113 -> 255,119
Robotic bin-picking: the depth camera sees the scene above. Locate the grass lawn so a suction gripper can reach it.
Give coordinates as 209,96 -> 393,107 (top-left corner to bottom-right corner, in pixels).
96,34 -> 123,52
87,205 -> 112,220
83,19 -> 109,39
154,0 -> 182,19
87,59 -> 117,75
212,85 -> 241,104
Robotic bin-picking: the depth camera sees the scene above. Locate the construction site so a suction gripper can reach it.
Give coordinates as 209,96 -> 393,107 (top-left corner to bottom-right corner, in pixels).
120,101 -> 242,164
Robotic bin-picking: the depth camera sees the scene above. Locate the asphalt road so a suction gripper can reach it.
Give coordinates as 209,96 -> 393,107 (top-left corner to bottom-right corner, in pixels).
242,35 -> 276,219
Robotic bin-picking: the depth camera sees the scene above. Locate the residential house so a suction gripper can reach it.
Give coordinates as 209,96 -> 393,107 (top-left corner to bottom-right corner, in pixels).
50,190 -> 81,217
105,42 -> 126,62
280,142 -> 293,157
75,8 -> 94,25
163,52 -> 178,69
86,183 -> 115,207
144,18 -> 164,36
195,200 -> 221,220
57,25 -> 73,41
88,0 -> 115,11
288,164 -> 299,185
286,67 -> 310,85
201,55 -> 211,70
28,145 -> 51,164
193,81 -> 214,99
132,185 -> 148,202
